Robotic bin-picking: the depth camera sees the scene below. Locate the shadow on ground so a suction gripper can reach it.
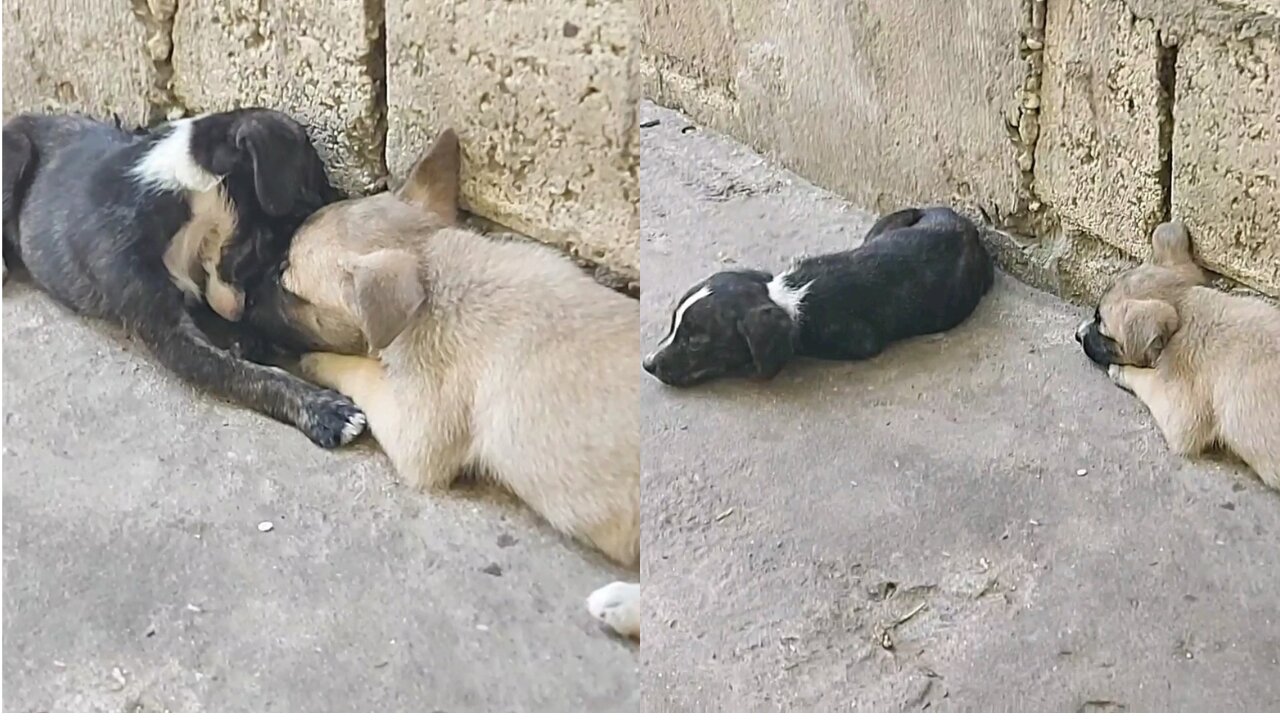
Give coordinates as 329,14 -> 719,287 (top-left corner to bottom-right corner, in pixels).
639,101 -> 1280,713
2,279 -> 638,711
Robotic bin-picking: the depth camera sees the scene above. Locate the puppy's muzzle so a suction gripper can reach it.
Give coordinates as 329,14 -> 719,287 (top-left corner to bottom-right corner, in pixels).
642,351 -> 658,376
1074,319 -> 1091,344
1075,319 -> 1116,368
642,348 -> 697,387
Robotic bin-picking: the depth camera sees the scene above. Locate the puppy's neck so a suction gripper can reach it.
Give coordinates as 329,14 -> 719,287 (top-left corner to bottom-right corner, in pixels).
766,271 -> 812,321
130,119 -> 222,194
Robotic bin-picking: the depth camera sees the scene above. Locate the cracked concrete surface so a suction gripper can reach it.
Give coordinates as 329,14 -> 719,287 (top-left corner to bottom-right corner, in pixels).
2,282 -> 638,711
639,102 -> 1280,712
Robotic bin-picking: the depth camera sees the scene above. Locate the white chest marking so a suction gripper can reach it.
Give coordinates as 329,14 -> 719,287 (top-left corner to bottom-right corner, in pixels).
766,272 -> 813,321
130,119 -> 221,194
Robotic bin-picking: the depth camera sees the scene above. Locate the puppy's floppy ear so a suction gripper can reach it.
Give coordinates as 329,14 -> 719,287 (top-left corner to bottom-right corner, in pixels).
341,249 -> 426,350
737,304 -> 795,379
1150,221 -> 1194,267
234,115 -> 332,217
1118,298 -> 1179,365
397,128 -> 461,224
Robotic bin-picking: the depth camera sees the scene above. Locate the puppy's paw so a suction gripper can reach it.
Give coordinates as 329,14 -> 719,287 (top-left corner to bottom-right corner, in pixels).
298,352 -> 340,387
1107,363 -> 1127,387
587,581 -> 640,639
298,389 -> 367,449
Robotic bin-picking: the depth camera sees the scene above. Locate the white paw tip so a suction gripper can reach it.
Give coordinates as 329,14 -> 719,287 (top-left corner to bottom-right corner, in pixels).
341,412 -> 367,444
587,581 -> 640,638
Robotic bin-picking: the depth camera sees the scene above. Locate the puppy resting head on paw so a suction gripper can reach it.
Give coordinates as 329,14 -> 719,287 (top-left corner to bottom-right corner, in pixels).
643,270 -> 796,387
1075,221 -> 1206,368
246,129 -> 460,354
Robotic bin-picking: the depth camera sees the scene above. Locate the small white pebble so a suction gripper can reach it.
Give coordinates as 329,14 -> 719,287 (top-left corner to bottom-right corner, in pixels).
186,603 -> 203,613
258,521 -> 274,533
1076,468 -> 1088,476
1029,519 -> 1041,526
476,624 -> 490,632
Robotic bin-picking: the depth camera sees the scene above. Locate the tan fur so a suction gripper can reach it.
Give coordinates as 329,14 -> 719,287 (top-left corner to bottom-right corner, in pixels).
1100,221 -> 1280,490
279,131 -> 641,637
164,187 -> 243,321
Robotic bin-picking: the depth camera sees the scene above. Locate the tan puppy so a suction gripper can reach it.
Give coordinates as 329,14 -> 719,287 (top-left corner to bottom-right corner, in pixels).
1075,221 -> 1280,490
247,130 -> 641,638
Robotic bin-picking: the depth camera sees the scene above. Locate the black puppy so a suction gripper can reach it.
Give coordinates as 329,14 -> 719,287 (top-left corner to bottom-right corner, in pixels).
2,109 -> 366,448
643,207 -> 995,387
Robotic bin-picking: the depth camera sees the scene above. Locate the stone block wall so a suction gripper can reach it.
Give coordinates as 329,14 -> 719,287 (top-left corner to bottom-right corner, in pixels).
642,0 -> 1280,302
2,0 -> 638,288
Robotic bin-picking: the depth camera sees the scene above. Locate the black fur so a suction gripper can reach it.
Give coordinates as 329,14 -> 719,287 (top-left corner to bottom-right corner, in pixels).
1074,308 -> 1120,367
643,207 -> 996,387
2,109 -> 364,448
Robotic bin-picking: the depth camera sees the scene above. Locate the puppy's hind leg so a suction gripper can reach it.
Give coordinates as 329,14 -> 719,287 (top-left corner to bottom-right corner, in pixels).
1217,403 -> 1280,492
1109,365 -> 1213,456
587,581 -> 640,639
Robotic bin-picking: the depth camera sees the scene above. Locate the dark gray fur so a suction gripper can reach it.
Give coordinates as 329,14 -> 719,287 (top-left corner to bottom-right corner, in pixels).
644,207 -> 995,387
2,109 -> 365,448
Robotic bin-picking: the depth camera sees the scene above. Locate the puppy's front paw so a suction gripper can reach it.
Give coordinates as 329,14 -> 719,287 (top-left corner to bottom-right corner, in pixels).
298,352 -> 342,387
587,581 -> 640,639
1107,363 -> 1126,387
298,389 -> 367,449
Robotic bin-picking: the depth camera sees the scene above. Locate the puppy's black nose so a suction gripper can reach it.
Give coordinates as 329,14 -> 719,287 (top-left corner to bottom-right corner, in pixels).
1074,320 -> 1090,344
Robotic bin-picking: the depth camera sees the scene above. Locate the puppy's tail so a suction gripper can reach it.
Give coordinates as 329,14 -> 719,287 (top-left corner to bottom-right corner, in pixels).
2,121 -> 40,272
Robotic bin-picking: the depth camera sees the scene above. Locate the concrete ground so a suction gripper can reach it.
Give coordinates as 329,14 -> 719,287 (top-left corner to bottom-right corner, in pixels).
2,284 -> 638,710
639,102 -> 1280,712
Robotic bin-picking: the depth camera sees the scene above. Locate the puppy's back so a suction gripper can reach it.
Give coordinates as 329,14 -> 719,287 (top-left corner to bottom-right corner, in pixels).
417,231 -> 640,563
1180,288 -> 1280,488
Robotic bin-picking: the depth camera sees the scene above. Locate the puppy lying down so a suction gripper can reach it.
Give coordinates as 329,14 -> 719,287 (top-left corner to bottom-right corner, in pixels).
644,206 -> 995,386
248,130 -> 641,638
3,109 -> 363,448
1076,221 -> 1280,491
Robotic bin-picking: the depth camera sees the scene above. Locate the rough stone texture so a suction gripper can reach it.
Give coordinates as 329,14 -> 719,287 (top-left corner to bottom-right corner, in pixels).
981,223 -> 1138,306
2,278 -> 639,712
1,0 -> 156,125
386,0 -> 639,283
1171,30 -> 1280,295
1035,0 -> 1168,258
642,0 -> 1280,301
170,0 -> 387,194
641,0 -> 735,90
642,0 -> 1027,219
640,102 -> 1280,713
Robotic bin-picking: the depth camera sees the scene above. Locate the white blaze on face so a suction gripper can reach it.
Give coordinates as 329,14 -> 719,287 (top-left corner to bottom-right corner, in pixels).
646,285 -> 713,364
